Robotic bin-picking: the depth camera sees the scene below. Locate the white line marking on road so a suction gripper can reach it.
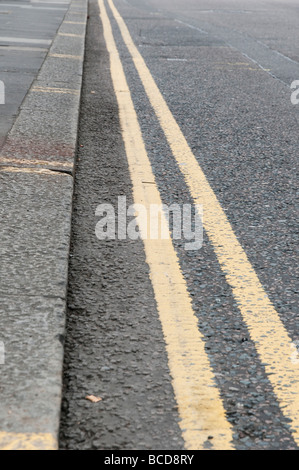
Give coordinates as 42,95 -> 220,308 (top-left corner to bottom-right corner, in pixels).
166,58 -> 188,62
175,19 -> 208,35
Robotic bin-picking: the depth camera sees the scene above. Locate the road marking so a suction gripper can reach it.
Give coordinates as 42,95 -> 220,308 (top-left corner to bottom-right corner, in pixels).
0,37 -> 52,45
99,0 -> 234,451
32,86 -> 80,95
50,53 -> 82,59
0,432 -> 57,450
175,19 -> 208,35
107,0 -> 299,445
166,58 -> 188,62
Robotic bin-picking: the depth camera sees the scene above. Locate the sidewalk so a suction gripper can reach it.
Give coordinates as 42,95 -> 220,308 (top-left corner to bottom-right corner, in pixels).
0,0 -> 70,149
0,0 -> 88,450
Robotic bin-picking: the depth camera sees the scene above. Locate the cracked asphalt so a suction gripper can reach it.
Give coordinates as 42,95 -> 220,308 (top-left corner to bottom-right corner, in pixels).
59,0 -> 299,450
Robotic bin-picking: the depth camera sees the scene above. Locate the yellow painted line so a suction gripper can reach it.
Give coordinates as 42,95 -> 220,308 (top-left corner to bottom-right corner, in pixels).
32,86 -> 79,95
0,432 -> 57,450
107,0 -> 299,444
99,0 -> 234,451
58,32 -> 84,38
0,157 -> 73,168
49,53 -> 82,59
0,167 -> 69,176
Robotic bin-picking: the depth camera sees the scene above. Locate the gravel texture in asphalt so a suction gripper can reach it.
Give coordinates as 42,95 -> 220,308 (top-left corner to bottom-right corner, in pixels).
0,0 -> 87,448
59,0 -> 184,450
60,0 -> 299,450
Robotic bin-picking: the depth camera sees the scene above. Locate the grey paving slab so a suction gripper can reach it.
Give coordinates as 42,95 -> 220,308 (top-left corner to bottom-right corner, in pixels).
0,295 -> 65,435
0,170 -> 73,298
9,107 -> 79,143
0,0 -> 87,449
20,84 -> 81,113
0,0 -> 87,169
1,97 -> 81,168
45,33 -> 86,59
36,54 -> 84,84
59,21 -> 87,37
0,0 -> 70,150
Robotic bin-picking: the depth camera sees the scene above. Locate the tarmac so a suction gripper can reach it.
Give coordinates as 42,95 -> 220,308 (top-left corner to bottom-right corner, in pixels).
1,0 -> 299,452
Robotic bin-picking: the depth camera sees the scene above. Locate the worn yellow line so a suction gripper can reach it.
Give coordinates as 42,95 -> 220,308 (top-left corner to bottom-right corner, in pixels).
32,86 -> 79,95
50,53 -> 82,60
107,0 -> 299,444
0,432 -> 57,450
99,0 -> 234,450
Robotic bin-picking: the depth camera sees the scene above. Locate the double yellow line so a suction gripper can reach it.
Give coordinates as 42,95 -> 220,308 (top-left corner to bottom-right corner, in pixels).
100,0 -> 299,450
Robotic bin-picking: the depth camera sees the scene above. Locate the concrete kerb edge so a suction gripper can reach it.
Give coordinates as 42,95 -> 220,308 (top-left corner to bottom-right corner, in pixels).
0,0 -> 88,450
0,0 -> 88,172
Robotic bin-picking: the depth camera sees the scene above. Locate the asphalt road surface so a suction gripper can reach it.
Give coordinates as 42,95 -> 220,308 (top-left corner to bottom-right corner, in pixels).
59,0 -> 299,450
